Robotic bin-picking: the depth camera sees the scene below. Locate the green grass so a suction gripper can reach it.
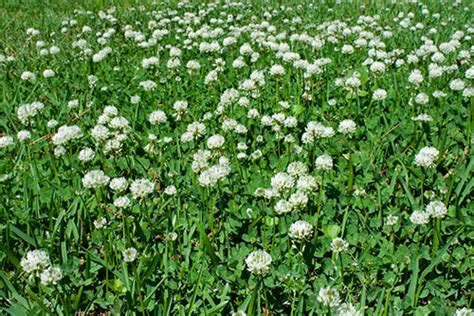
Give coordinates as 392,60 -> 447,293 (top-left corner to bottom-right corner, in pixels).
0,0 -> 473,315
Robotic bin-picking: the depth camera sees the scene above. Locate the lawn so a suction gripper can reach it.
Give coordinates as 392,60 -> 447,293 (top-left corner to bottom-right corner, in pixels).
0,0 -> 472,315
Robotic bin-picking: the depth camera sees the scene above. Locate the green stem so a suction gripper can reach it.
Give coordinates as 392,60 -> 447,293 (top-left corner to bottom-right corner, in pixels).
347,152 -> 354,193
432,218 -> 441,254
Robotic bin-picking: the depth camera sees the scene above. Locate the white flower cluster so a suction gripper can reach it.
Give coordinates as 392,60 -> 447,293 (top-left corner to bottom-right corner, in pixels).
90,105 -> 129,155
302,121 -> 335,143
130,178 -> 155,199
317,286 -> 341,307
92,46 -> 112,62
206,134 -> 225,149
245,250 -> 272,275
181,121 -> 206,142
78,147 -> 95,162
455,308 -> 473,316
331,237 -> 349,253
289,220 -> 314,241
192,150 -> 231,187
318,287 -> 361,315
82,170 -> 110,189
198,159 -> 231,187
338,119 -> 357,135
20,250 -> 62,285
110,177 -> 128,192
260,162 -> 318,215
0,136 -> 15,148
123,247 -> 138,262
149,110 -> 168,125
315,154 -> 333,171
414,146 -> 439,168
17,101 -> 44,125
412,114 -> 433,122
52,125 -> 82,146
410,200 -> 448,225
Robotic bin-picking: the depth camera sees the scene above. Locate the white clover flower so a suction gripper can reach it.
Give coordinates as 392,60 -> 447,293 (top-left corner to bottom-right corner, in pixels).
289,220 -> 313,240
237,143 -> 248,151
288,190 -> 309,209
50,46 -> 60,54
370,61 -> 386,73
271,172 -> 295,192
338,119 -> 357,134
463,87 -> 474,98
21,71 -> 36,81
198,164 -> 231,187
0,136 -> 15,148
207,134 -> 225,149
17,102 -> 41,125
149,110 -> 167,125
296,175 -> 318,192
238,97 -> 250,107
131,95 -> 141,104
455,307 -> 473,316
114,196 -> 131,208
43,69 -> 55,78
17,130 -> 31,142
104,138 -> 122,154
52,125 -> 82,146
317,286 -> 341,307
408,69 -> 424,86
315,154 -> 333,171
164,185 -> 177,195
140,80 -> 157,91
54,146 -> 66,157
47,120 -> 58,128
247,109 -> 260,119
341,44 -> 354,54
78,148 -> 95,162
40,267 -> 62,285
130,178 -> 154,199
245,250 -> 272,275
173,100 -> 188,112
82,170 -> 110,189
410,210 -> 430,225
336,303 -> 361,316
412,114 -> 432,122
91,125 -> 110,142
93,217 -> 107,229
331,237 -> 349,253
103,105 -> 118,117
275,199 -> 292,214
414,93 -> 429,105
98,114 -> 110,125
465,67 -> 474,80
425,200 -> 447,218
110,177 -> 128,192
385,214 -> 399,226
142,56 -> 159,69
432,91 -> 447,98
414,146 -> 439,168
287,161 -> 308,177
450,79 -> 465,91
20,250 -> 50,274
109,116 -> 129,130
186,60 -> 201,75
428,63 -> 443,78
372,89 -> 387,101
269,64 -> 285,76
345,75 -> 361,92
284,135 -> 295,143
123,247 -> 138,262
